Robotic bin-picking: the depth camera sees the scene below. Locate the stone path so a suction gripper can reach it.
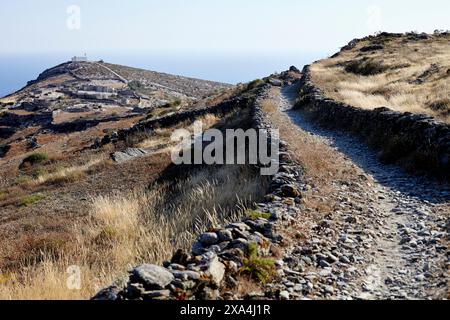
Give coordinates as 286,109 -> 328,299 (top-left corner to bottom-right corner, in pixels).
267,83 -> 449,300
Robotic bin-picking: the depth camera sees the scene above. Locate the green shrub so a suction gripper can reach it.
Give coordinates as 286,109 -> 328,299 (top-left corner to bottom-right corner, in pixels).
240,242 -> 276,283
345,58 -> 388,76
245,209 -> 271,220
128,80 -> 144,91
0,189 -> 6,201
20,153 -> 49,168
19,194 -> 45,207
161,99 -> 182,109
15,176 -> 32,185
171,99 -> 182,107
32,168 -> 48,179
294,89 -> 311,108
246,79 -> 265,91
428,99 -> 450,115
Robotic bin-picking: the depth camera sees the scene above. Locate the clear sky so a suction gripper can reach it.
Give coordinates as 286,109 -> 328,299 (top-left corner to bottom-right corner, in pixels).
0,0 -> 449,94
1,0 -> 449,55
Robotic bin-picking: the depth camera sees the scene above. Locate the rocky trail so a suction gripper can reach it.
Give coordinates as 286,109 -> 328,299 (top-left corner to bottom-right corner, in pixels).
266,83 -> 449,300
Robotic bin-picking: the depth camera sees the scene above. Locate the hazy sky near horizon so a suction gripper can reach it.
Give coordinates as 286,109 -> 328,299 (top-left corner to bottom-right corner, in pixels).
1,0 -> 450,55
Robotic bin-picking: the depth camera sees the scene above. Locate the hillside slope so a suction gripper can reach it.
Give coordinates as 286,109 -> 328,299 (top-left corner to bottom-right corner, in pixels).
0,60 -> 231,166
310,32 -> 450,123
0,38 -> 448,301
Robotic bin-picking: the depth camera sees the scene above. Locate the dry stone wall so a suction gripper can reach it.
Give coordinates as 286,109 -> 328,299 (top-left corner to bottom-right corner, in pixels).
92,86 -> 305,300
296,66 -> 450,177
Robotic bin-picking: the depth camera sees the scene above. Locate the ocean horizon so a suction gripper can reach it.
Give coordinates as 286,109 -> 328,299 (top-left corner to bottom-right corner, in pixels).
0,51 -> 326,97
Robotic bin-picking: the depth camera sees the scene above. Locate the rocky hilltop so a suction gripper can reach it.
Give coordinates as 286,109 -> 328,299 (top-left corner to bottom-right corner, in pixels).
0,60 -> 230,165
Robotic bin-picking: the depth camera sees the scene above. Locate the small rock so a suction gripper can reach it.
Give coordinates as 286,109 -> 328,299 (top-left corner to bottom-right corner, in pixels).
199,232 -> 219,246
229,238 -> 249,252
111,148 -> 147,163
142,290 -> 171,299
206,257 -> 226,286
415,274 -> 425,282
275,260 -> 284,267
192,241 -> 206,256
269,79 -> 283,87
319,260 -> 331,268
323,285 -> 335,294
217,229 -> 233,242
301,256 -> 313,265
280,291 -> 290,300
280,184 -> 301,198
92,286 -> 121,301
293,284 -> 303,292
226,222 -> 251,231
339,256 -> 351,264
171,270 -> 201,281
169,263 -> 186,271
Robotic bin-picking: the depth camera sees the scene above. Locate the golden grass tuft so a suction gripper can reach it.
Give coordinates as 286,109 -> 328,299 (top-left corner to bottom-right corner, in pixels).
31,157 -> 108,186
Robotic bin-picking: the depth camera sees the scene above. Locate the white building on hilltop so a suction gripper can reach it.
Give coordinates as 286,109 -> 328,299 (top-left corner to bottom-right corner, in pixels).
71,54 -> 88,62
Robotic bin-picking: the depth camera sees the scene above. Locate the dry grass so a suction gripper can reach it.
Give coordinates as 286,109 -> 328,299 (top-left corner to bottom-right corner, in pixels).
30,156 -> 109,186
311,33 -> 450,122
261,99 -> 278,115
136,114 -> 220,151
233,275 -> 264,297
0,163 -> 267,300
264,93 -> 348,184
265,88 -> 359,216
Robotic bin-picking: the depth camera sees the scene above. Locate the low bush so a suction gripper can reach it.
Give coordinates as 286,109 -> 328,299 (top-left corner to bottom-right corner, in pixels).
245,209 -> 271,220
128,80 -> 144,91
246,79 -> 265,91
240,242 -> 276,283
428,99 -> 450,115
19,194 -> 45,207
345,58 -> 388,76
161,99 -> 182,109
15,175 -> 32,185
20,153 -> 49,169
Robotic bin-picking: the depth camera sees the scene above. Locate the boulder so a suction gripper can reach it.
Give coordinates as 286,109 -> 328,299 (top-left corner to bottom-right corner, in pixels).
280,184 -> 301,197
217,229 -> 233,242
192,241 -> 206,256
142,289 -> 171,299
111,148 -> 147,163
91,286 -> 121,301
199,232 -> 219,245
206,257 -> 226,286
269,79 -> 283,87
132,264 -> 174,290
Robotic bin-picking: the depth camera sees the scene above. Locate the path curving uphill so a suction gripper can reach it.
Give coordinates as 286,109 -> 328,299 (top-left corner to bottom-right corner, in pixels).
266,81 -> 449,300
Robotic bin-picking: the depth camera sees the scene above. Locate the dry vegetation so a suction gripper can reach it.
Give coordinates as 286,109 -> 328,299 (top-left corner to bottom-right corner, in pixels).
310,33 -> 450,123
262,93 -> 359,217
0,95 -> 270,300
0,163 -> 267,300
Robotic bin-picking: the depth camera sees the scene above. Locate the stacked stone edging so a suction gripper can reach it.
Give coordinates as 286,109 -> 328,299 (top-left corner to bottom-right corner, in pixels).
92,86 -> 305,301
296,65 -> 450,177
94,95 -> 250,148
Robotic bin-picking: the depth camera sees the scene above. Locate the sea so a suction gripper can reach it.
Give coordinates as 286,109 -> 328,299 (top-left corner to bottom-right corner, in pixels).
0,51 -> 326,97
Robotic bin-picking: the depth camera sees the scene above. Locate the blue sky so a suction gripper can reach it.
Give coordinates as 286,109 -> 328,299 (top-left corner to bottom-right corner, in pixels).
1,0 -> 449,55
0,0 -> 449,93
